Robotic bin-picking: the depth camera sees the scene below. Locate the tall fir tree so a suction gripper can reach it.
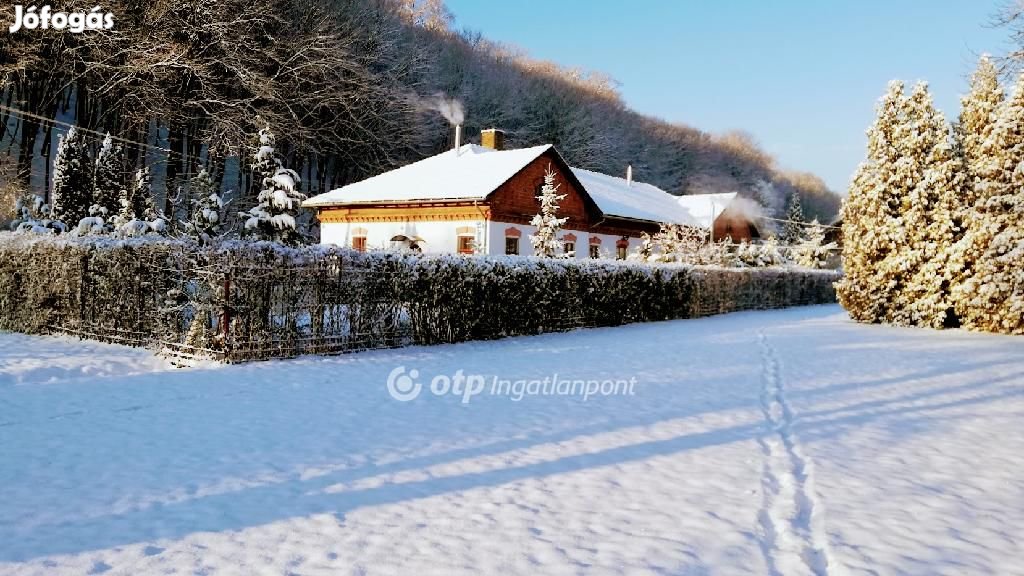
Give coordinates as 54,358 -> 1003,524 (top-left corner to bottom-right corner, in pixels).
50,127 -> 94,226
952,73 -> 1024,334
240,126 -> 307,245
782,192 -> 804,244
529,166 -> 568,257
892,82 -> 965,327
92,133 -> 126,218
836,81 -> 914,323
955,54 -> 1004,209
947,55 -> 1007,325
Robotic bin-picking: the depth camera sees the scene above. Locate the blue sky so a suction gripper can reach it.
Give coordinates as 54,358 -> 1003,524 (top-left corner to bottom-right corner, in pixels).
444,1 -> 1009,192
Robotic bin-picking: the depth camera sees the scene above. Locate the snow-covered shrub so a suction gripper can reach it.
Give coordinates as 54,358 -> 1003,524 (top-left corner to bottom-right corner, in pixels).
737,237 -> 788,268
239,126 -> 307,245
10,196 -> 66,235
529,166 -> 568,257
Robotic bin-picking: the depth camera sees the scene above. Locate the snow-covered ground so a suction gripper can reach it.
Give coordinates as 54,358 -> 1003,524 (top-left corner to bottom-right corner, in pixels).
1,305 -> 1021,575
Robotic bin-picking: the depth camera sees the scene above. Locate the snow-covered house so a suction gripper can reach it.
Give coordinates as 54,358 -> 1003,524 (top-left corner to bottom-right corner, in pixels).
303,131 -> 698,258
675,192 -> 760,243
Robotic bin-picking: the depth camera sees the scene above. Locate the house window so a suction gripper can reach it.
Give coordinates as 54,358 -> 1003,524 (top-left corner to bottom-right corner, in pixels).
616,237 -> 629,260
564,242 -> 575,256
457,235 -> 475,254
505,237 -> 519,255
352,236 -> 367,252
589,244 -> 600,259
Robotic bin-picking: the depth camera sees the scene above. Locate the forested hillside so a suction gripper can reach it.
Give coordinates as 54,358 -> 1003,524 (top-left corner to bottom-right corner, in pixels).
0,0 -> 840,228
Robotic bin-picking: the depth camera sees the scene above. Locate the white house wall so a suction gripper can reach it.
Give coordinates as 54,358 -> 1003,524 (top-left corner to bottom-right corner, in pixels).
320,220 -> 486,254
321,219 -> 642,259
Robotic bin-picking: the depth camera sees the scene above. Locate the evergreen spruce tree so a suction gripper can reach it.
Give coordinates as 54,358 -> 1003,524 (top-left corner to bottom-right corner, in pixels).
186,169 -> 226,245
50,127 -> 94,226
836,81 -> 914,323
239,126 -> 307,245
952,73 -> 1024,334
782,192 -> 804,244
793,220 -> 836,269
529,166 -> 568,257
92,133 -> 126,218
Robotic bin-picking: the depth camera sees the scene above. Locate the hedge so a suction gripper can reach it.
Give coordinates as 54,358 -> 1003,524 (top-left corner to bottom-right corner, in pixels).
0,234 -> 840,362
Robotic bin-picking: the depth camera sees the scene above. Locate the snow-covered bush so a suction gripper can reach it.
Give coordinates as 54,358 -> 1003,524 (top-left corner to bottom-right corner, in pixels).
239,126 -> 307,245
10,196 -> 66,235
737,237 -> 788,268
529,166 -> 568,257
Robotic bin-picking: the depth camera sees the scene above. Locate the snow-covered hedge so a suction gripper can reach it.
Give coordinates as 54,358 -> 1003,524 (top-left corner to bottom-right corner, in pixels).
0,234 -> 840,362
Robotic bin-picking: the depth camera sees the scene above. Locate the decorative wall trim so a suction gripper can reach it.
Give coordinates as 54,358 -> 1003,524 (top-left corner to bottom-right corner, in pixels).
504,226 -> 522,238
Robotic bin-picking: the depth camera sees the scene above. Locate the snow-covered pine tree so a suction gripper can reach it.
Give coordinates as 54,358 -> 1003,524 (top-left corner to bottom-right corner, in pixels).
952,73 -> 1024,334
782,192 -> 804,244
113,167 -> 165,237
792,219 -> 836,269
186,169 -> 226,245
894,83 -> 965,328
92,133 -> 126,218
239,126 -> 307,245
529,166 -> 568,257
50,127 -> 94,227
836,80 -> 914,323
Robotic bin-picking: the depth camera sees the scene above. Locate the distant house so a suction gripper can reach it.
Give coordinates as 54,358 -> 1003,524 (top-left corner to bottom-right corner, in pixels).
303,129 -> 698,258
676,192 -> 760,243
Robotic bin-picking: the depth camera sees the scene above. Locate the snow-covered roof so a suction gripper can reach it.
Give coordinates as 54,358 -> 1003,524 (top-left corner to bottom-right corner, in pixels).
569,168 -> 698,226
675,192 -> 739,229
303,144 -> 552,207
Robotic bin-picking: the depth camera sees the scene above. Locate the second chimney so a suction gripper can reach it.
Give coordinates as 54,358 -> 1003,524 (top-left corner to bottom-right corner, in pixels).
481,128 -> 505,151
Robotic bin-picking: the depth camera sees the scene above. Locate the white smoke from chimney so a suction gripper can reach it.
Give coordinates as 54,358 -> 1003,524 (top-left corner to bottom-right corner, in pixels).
433,94 -> 465,125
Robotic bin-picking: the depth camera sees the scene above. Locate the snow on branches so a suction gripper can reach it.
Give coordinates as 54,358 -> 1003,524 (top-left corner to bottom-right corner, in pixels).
239,126 -> 307,246
529,166 -> 568,257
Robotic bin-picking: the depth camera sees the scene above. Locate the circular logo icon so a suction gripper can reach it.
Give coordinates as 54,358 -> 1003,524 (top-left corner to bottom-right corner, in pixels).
386,366 -> 422,402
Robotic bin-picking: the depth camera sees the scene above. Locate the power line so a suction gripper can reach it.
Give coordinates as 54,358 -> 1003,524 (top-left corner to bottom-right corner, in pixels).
0,103 -> 209,166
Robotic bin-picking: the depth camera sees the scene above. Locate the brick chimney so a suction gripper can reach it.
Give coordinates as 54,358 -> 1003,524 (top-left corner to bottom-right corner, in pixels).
481,128 -> 505,151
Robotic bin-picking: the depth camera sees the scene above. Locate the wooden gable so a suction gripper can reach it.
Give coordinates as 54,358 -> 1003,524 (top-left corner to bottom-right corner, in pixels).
485,149 -> 602,229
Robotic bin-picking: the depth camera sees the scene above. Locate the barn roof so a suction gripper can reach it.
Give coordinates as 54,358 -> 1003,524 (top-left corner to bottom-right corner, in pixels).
303,144 -> 553,207
675,192 -> 739,229
569,168 -> 697,226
